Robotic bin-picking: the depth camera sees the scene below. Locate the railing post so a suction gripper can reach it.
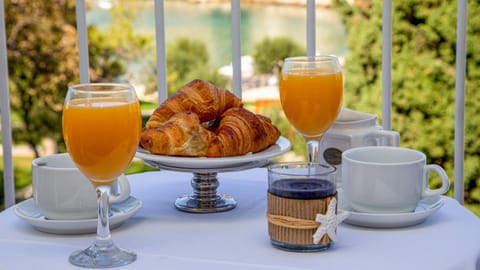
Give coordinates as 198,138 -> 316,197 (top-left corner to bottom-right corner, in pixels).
75,0 -> 90,83
381,0 -> 392,130
154,0 -> 167,103
231,0 -> 242,98
306,0 -> 316,57
454,0 -> 467,204
0,0 -> 15,208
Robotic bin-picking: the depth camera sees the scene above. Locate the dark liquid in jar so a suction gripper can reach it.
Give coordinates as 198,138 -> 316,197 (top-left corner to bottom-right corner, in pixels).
268,178 -> 335,199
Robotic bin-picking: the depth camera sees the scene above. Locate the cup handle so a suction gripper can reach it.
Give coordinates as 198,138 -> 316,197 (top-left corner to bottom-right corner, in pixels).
110,174 -> 131,203
368,130 -> 400,146
422,164 -> 450,197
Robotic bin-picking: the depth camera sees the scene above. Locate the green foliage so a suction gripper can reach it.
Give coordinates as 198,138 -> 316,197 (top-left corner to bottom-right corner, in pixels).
6,0 -> 79,157
165,38 -> 228,95
141,36 -> 229,97
258,106 -> 306,160
87,26 -> 127,82
252,36 -> 305,74
89,1 -> 154,83
125,159 -> 158,175
0,156 -> 34,208
167,38 -> 209,78
5,0 -> 134,157
332,0 -> 480,210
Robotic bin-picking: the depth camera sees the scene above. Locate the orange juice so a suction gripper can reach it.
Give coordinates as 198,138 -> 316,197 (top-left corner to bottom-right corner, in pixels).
62,98 -> 141,184
280,70 -> 343,138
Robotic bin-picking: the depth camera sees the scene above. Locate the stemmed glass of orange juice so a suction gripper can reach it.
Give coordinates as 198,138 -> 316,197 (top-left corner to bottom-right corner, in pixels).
62,83 -> 141,268
279,55 -> 343,162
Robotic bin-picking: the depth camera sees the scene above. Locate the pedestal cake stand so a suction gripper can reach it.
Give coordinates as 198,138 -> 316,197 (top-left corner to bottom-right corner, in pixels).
136,137 -> 291,213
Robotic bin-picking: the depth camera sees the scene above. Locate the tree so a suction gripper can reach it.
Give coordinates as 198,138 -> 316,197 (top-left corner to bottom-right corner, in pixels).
252,36 -> 305,74
6,0 -> 79,157
88,0 -> 154,83
164,37 -> 228,95
332,0 -> 480,214
5,0 -> 149,157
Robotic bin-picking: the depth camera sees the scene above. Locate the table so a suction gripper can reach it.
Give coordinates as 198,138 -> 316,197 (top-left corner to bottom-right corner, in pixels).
1,168 -> 479,269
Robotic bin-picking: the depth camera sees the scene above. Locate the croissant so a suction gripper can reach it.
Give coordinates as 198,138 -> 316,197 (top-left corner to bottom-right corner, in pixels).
140,111 -> 215,156
207,107 -> 281,157
146,79 -> 243,129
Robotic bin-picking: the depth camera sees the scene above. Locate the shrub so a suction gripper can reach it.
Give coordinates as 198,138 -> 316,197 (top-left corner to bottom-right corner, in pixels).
252,37 -> 305,74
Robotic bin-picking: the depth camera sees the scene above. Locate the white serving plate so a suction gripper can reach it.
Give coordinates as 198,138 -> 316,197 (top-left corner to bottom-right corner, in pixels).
136,136 -> 291,170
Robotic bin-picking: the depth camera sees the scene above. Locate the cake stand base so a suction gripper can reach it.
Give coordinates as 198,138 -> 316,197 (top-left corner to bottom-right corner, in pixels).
140,159 -> 272,213
174,172 -> 237,213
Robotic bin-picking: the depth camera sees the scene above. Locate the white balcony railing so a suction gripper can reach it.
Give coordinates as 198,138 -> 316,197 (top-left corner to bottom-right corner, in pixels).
0,0 -> 467,208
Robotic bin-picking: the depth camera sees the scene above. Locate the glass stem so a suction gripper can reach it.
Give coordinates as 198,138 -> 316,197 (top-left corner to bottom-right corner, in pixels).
95,185 -> 113,246
306,139 -> 320,163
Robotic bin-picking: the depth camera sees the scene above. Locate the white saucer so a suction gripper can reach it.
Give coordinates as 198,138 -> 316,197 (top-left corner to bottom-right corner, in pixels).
14,196 -> 142,234
338,192 -> 445,228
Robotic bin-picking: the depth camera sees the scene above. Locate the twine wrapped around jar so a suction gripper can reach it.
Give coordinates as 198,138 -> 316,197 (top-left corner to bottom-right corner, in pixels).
267,192 -> 337,246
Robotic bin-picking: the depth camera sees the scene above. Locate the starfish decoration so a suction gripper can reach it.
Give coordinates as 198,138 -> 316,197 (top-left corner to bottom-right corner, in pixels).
312,198 -> 349,244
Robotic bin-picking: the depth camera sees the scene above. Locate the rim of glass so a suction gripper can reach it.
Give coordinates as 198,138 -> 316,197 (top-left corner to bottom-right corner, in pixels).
284,55 -> 339,63
69,83 -> 133,94
268,162 -> 336,176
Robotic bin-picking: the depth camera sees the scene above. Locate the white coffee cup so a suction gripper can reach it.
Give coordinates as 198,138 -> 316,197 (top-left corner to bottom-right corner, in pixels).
341,146 -> 450,213
32,153 -> 131,220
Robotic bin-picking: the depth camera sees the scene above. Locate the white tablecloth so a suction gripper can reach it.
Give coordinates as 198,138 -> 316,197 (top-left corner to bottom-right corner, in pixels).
1,168 -> 479,269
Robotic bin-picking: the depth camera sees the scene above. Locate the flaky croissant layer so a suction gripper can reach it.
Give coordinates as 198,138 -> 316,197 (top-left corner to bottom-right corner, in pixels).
141,79 -> 281,157
145,79 -> 243,129
207,108 -> 280,157
141,111 -> 214,156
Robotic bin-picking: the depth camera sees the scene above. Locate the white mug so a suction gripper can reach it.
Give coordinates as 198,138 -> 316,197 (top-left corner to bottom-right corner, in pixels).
341,146 -> 450,213
319,108 -> 400,188
32,153 -> 131,220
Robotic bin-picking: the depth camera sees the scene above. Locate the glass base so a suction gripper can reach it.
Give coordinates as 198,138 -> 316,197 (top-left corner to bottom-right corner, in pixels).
270,239 -> 332,252
69,241 -> 136,268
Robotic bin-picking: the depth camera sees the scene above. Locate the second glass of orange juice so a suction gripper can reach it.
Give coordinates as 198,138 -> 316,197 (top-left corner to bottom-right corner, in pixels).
280,55 -> 343,162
